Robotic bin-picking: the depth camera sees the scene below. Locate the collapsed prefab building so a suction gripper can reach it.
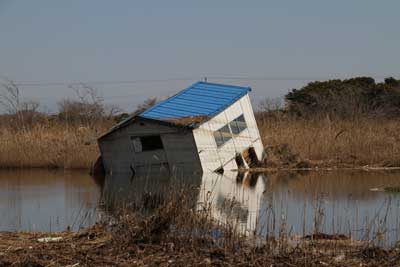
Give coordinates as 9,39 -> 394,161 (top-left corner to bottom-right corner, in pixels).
98,81 -> 264,175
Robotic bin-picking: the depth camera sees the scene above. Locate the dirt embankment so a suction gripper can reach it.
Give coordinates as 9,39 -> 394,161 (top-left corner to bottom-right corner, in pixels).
0,222 -> 399,267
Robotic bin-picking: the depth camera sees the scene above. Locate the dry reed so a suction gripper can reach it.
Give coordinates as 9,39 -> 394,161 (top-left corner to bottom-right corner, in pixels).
0,115 -> 399,169
0,122 -> 110,169
258,116 -> 400,167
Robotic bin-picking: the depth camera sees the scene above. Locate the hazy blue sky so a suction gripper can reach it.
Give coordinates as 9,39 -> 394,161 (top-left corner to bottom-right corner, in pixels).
0,0 -> 399,112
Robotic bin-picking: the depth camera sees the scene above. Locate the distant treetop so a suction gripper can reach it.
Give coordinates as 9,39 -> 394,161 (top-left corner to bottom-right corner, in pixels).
285,77 -> 400,118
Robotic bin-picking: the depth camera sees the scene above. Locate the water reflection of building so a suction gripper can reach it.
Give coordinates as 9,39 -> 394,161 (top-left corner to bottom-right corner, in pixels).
102,171 -> 267,236
102,170 -> 400,245
198,171 -> 266,236
102,171 -> 203,210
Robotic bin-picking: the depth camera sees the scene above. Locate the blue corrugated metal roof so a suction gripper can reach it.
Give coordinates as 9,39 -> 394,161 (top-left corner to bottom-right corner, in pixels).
98,81 -> 251,139
140,81 -> 251,120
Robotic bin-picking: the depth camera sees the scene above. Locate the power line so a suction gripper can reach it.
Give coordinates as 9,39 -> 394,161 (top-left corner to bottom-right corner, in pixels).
208,75 -> 392,81
10,77 -> 199,87
4,75 -> 395,87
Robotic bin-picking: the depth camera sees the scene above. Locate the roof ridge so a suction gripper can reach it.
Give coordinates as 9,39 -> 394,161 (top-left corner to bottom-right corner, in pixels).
196,81 -> 252,91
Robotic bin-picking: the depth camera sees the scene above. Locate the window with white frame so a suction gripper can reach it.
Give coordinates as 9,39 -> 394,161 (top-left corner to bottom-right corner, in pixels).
213,124 -> 232,147
214,114 -> 247,147
229,114 -> 247,135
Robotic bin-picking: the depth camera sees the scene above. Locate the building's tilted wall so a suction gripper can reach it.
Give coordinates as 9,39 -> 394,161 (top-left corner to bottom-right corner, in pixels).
98,119 -> 202,175
192,94 -> 264,172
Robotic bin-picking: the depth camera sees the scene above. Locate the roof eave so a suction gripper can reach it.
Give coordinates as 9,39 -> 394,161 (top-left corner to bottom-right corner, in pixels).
98,116 -> 193,141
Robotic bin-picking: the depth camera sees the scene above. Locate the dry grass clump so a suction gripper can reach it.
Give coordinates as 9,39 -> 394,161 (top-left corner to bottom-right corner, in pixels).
0,122 -> 110,169
258,115 -> 400,168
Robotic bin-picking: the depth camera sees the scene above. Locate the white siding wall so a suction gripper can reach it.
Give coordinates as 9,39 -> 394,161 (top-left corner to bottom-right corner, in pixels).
99,120 -> 201,175
193,94 -> 264,172
240,95 -> 264,160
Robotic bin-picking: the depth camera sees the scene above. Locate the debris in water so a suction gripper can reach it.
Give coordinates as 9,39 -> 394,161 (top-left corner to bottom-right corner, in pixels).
37,237 -> 63,243
302,233 -> 350,241
369,188 -> 382,192
384,186 -> 400,193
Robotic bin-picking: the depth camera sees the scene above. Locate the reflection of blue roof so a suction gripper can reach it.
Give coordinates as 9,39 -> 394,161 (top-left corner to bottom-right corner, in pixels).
140,81 -> 251,120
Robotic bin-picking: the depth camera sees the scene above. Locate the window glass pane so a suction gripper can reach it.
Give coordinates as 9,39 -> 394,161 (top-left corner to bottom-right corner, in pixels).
236,115 -> 247,132
220,125 -> 232,143
213,131 -> 224,147
230,120 -> 240,135
214,124 -> 233,147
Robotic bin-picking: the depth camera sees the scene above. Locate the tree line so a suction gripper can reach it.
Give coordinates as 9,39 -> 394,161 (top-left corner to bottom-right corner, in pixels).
1,76 -> 399,130
260,77 -> 400,119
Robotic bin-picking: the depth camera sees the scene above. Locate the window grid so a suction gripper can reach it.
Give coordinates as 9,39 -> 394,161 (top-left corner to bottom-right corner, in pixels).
214,114 -> 247,148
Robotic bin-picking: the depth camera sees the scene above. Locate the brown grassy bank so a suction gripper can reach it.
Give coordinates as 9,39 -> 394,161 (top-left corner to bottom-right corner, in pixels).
258,116 -> 400,168
0,122 -> 110,169
0,115 -> 398,169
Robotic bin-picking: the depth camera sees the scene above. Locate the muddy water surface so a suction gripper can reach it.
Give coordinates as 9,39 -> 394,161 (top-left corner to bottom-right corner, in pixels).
0,169 -> 100,232
2,168 -> 400,246
105,170 -> 400,245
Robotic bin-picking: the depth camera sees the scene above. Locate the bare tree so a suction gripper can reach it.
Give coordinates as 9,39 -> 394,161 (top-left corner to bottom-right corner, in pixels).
0,78 -> 21,114
20,101 -> 40,113
104,104 -> 123,120
134,97 -> 158,115
0,78 -> 42,129
258,97 -> 284,112
58,83 -> 107,125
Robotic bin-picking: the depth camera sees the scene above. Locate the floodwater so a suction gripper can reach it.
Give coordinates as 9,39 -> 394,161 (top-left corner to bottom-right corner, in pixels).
2,168 -> 400,246
104,170 -> 400,245
0,169 -> 100,232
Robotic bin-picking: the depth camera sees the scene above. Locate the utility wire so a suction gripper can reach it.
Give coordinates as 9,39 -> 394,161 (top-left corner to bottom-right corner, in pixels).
208,75 -> 392,81
5,75 -> 394,87
11,77 -> 199,87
